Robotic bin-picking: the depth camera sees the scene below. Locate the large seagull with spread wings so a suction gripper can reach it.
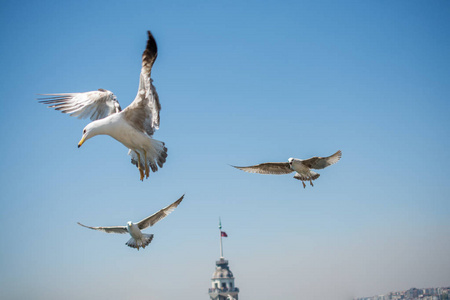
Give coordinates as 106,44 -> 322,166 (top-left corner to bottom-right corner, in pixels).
38,31 -> 166,181
78,195 -> 184,250
232,150 -> 342,188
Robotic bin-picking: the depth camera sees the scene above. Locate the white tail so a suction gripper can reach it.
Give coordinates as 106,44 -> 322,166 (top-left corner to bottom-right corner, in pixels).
128,139 -> 168,173
293,171 -> 320,181
126,234 -> 154,250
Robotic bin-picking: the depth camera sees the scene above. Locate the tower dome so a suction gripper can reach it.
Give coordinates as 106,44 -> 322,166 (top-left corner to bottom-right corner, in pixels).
212,259 -> 234,279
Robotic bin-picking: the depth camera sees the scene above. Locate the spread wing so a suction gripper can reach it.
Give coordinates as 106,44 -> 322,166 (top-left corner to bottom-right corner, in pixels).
123,30 -> 161,136
137,195 -> 184,230
301,150 -> 342,170
232,162 -> 293,175
77,222 -> 128,234
38,89 -> 121,121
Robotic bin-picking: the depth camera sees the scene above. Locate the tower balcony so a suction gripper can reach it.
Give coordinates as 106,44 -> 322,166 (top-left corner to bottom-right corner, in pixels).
216,259 -> 228,266
208,287 -> 240,293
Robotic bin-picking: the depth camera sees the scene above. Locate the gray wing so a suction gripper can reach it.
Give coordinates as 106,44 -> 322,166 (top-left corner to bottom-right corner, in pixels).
137,195 -> 184,230
123,30 -> 161,136
77,222 -> 128,234
232,162 -> 293,175
38,89 -> 121,121
301,150 -> 342,170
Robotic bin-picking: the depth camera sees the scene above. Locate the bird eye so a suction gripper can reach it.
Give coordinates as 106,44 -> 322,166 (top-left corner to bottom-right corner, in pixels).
83,129 -> 86,134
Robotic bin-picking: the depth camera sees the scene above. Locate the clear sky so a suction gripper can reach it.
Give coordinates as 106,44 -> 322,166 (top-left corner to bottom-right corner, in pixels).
0,0 -> 449,299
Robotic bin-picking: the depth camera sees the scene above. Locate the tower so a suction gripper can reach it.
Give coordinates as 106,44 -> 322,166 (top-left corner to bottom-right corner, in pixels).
208,219 -> 239,300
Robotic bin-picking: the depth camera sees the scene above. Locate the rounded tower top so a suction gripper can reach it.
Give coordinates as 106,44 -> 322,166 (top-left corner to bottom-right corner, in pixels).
212,258 -> 234,279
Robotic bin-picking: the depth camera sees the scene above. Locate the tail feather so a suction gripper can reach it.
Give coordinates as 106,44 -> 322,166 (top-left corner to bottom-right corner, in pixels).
126,234 -> 154,250
293,172 -> 320,181
128,139 -> 168,177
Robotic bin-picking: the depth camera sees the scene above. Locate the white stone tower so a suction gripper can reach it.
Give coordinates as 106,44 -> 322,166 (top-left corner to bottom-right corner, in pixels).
208,219 -> 239,300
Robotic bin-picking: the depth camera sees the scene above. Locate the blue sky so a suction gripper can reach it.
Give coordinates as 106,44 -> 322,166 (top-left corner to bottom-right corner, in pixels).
0,1 -> 449,299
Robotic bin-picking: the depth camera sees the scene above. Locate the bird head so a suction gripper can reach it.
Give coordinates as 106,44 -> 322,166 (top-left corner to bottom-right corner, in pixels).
127,221 -> 133,227
288,157 -> 294,166
78,121 -> 104,148
78,124 -> 93,148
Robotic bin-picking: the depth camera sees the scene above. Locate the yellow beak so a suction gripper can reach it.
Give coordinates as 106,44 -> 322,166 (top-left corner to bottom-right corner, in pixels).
78,135 -> 86,148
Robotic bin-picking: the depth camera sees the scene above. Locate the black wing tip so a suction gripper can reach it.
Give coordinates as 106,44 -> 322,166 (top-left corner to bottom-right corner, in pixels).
36,94 -> 71,103
145,30 -> 157,54
176,194 -> 185,204
230,165 -> 245,170
36,94 -> 54,103
141,30 -> 158,70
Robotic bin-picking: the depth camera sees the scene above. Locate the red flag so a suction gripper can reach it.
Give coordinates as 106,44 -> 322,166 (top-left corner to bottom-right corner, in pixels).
221,231 -> 228,237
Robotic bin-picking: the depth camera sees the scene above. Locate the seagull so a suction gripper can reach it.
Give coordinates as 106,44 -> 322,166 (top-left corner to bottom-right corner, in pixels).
232,150 -> 342,188
77,195 -> 184,250
38,30 -> 166,181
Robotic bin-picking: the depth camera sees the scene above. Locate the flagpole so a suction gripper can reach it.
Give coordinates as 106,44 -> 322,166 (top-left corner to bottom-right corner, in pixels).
219,217 -> 223,258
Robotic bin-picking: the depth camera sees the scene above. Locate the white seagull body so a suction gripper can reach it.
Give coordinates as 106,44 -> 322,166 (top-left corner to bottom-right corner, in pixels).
39,31 -> 166,181
232,150 -> 342,188
78,195 -> 184,250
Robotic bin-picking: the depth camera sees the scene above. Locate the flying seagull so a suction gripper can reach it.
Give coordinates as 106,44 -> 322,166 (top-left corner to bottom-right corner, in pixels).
77,195 -> 184,250
232,150 -> 342,188
38,30 -> 166,181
